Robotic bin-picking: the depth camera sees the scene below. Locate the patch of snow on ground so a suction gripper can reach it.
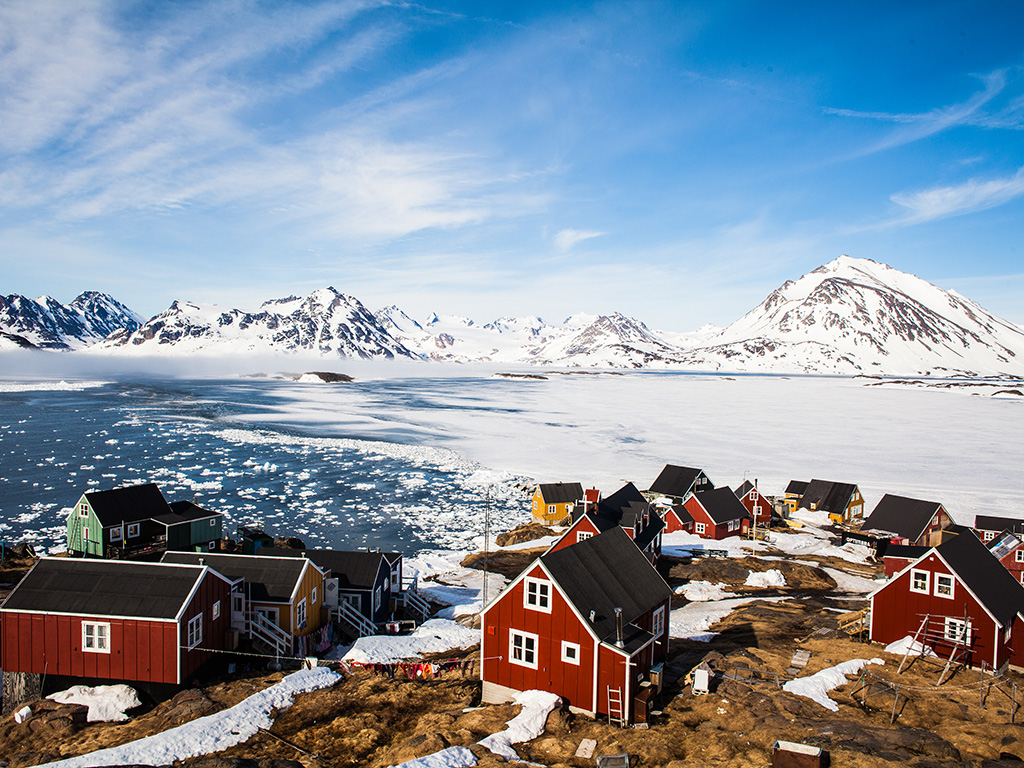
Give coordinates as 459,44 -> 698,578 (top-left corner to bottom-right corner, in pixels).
477,690 -> 561,761
782,658 -> 884,712
669,597 -> 785,641
389,746 -> 477,768
39,667 -> 341,768
745,569 -> 786,588
885,635 -> 937,658
405,551 -> 508,617
678,580 -> 732,602
47,685 -> 140,722
0,380 -> 110,392
337,619 -> 479,664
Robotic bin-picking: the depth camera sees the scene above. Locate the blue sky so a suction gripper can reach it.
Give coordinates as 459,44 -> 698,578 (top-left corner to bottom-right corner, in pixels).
2,0 -> 1023,329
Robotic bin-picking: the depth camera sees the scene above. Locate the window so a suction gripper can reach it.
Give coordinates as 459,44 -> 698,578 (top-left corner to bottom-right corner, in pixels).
934,574 -> 954,599
187,615 -> 203,649
212,601 -> 221,620
910,569 -> 930,594
749,491 -> 757,501
1020,572 -> 1024,585
208,541 -> 216,551
532,498 -> 538,510
524,577 -> 551,612
84,526 -> 90,541
695,522 -> 706,535
78,503 -> 89,517
547,505 -> 556,515
577,531 -> 593,543
232,594 -> 244,614
297,599 -> 307,629
82,621 -> 110,653
944,617 -> 971,643
210,519 -> 217,527
652,605 -> 665,639
509,630 -> 538,669
984,531 -> 995,542
127,523 -> 140,538
312,586 -> 317,604
109,526 -> 123,542
561,641 -> 580,665
1016,550 -> 1024,563
727,520 -> 739,532
753,505 -> 762,516
374,587 -> 382,611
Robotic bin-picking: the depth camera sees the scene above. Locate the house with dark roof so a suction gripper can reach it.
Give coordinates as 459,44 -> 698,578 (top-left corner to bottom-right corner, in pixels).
531,482 -> 585,525
66,483 -> 173,558
796,479 -> 864,524
548,507 -> 665,564
734,480 -> 772,526
974,515 -> 1024,544
861,494 -> 952,547
645,465 -> 712,504
577,482 -> 665,561
661,504 -> 694,534
0,558 -> 232,685
682,487 -> 751,540
153,501 -> 224,552
783,480 -> 809,516
987,531 -> 1024,586
161,551 -> 326,656
481,527 -> 672,723
869,532 -> 1024,670
879,543 -> 931,578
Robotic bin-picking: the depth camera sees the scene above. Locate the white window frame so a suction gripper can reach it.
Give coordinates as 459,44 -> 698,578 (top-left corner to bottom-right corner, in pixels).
187,614 -> 203,649
78,503 -> 89,518
577,531 -> 593,542
109,526 -> 123,542
934,573 -> 955,599
944,617 -> 971,643
1020,572 -> 1024,585
374,586 -> 382,611
753,504 -> 762,516
212,601 -> 221,620
312,586 -> 317,604
297,598 -> 307,629
547,504 -> 556,515
82,621 -> 110,653
524,577 -> 551,613
208,540 -> 216,551
909,569 -> 930,594
127,523 -> 140,538
509,629 -> 538,669
984,531 -> 995,541
652,605 -> 665,639
561,640 -> 580,665
1016,550 -> 1024,563
695,522 -> 706,535
749,491 -> 757,501
210,518 -> 217,527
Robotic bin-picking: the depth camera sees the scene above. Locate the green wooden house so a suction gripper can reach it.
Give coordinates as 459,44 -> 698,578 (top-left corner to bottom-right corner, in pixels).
66,483 -> 173,558
153,500 -> 223,552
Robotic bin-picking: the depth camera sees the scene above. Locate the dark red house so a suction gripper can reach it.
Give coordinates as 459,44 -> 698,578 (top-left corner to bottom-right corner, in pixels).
660,504 -> 694,534
733,480 -> 772,526
0,558 -> 232,685
974,515 -> 1024,544
481,527 -> 672,723
682,488 -> 750,540
988,531 -> 1024,586
869,532 -> 1024,671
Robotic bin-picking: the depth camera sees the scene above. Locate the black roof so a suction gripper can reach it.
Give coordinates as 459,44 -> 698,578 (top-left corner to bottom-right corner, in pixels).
798,479 -> 858,514
154,500 -> 223,526
935,531 -> 1024,628
83,483 -> 172,526
693,487 -> 750,524
162,551 -> 310,603
263,548 -> 386,591
572,511 -> 618,534
881,543 -> 930,560
734,480 -> 757,498
1,558 -> 207,619
975,515 -> 1024,535
633,513 -> 665,552
785,480 -> 808,495
667,504 -> 693,524
538,483 -> 584,505
648,465 -> 706,498
541,527 -> 671,648
597,482 -> 647,522
862,494 -> 944,542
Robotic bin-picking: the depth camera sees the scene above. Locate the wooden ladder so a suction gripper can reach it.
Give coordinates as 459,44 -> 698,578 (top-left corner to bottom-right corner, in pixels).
606,686 -> 626,727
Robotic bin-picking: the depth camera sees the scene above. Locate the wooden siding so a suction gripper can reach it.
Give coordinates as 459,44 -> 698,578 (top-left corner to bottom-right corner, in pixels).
293,561 -> 327,636
738,489 -> 772,524
870,552 -> 1002,669
548,518 -> 602,554
532,491 -> 576,525
662,507 -> 692,534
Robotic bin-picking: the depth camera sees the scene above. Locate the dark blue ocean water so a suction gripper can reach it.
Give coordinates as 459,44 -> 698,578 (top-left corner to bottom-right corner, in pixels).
0,377 -> 527,555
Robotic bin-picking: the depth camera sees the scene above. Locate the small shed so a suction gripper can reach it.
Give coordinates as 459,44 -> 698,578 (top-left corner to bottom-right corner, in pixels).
153,501 -> 223,552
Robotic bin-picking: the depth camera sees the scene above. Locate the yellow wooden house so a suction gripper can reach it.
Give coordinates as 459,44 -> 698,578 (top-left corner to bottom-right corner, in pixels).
531,482 -> 584,525
796,479 -> 864,524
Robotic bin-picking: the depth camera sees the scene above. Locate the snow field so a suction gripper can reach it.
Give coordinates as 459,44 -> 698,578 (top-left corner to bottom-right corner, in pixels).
782,658 -> 885,711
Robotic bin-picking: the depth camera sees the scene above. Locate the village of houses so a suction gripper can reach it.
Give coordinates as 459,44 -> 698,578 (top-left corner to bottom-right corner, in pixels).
1,464 -> 1024,767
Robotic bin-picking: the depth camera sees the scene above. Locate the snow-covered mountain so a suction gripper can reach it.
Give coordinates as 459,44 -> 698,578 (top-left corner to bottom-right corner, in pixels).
680,255 -> 1024,376
0,291 -> 143,350
99,288 -> 415,359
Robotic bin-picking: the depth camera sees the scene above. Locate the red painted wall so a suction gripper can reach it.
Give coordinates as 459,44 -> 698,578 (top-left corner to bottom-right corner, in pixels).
683,497 -> 745,540
0,570 -> 230,685
662,508 -> 692,534
870,552 -> 1003,668
548,518 -> 602,554
738,489 -> 772,524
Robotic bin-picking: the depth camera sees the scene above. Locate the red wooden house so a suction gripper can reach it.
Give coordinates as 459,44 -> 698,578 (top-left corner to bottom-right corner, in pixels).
879,544 -> 930,578
733,480 -> 772,526
861,494 -> 952,547
974,515 -> 1024,544
661,504 -> 694,534
682,488 -> 750,540
988,531 -> 1024,586
0,558 -> 232,685
869,531 -> 1024,671
481,527 -> 672,723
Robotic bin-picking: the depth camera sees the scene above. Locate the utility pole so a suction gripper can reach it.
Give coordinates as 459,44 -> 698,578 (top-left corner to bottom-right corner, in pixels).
482,488 -> 491,610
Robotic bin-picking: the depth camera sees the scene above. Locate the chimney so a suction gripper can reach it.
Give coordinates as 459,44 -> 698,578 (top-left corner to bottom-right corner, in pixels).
614,607 -> 624,648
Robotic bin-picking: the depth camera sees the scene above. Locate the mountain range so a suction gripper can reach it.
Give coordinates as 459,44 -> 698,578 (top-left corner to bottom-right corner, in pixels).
4,257 -> 1024,377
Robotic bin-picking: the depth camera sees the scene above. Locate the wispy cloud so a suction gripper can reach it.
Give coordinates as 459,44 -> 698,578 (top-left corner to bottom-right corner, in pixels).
890,166 -> 1024,224
554,228 -> 605,252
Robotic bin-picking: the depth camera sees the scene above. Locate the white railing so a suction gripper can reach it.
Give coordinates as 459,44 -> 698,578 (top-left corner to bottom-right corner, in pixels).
402,589 -> 432,621
338,600 -> 377,638
249,611 -> 290,657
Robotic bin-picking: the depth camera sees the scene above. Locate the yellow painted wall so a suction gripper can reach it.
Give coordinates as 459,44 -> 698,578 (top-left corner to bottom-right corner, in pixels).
531,489 -> 574,524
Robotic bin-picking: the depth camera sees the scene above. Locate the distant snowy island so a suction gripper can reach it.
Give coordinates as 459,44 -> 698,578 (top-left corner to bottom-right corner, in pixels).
4,256 -> 1024,378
